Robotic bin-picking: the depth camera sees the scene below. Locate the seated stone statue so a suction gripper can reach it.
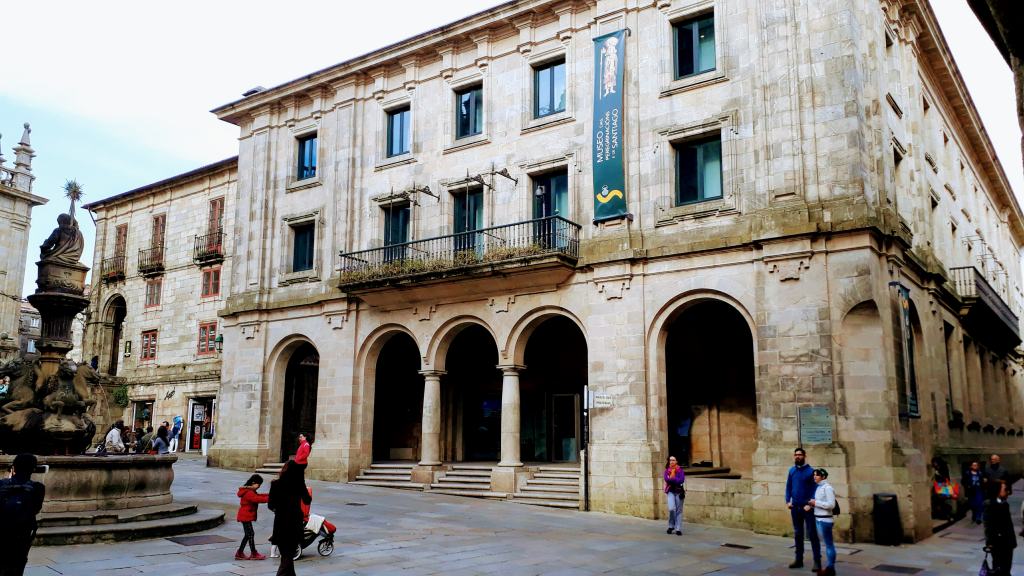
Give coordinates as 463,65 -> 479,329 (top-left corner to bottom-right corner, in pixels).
39,213 -> 85,266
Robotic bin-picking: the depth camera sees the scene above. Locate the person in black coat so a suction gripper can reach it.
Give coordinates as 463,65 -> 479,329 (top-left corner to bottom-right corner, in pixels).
268,460 -> 311,576
985,480 -> 1017,576
0,453 -> 46,576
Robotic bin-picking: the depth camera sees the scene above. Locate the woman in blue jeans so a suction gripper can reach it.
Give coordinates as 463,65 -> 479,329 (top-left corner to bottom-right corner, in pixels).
805,468 -> 837,576
663,456 -> 685,535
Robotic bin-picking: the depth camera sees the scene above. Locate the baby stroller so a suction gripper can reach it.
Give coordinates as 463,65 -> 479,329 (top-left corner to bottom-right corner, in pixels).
293,512 -> 336,560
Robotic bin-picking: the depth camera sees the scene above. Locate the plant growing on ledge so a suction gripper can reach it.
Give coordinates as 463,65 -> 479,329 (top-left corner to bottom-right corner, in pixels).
112,384 -> 130,407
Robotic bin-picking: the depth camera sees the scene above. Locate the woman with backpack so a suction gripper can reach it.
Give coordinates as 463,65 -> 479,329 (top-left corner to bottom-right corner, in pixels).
805,468 -> 837,576
663,455 -> 685,536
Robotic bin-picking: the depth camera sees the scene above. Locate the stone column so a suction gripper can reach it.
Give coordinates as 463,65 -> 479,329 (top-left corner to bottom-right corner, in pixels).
418,370 -> 445,466
498,365 -> 525,467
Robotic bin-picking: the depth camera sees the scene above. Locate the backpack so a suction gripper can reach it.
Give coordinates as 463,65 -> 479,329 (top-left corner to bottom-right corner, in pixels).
0,480 -> 41,529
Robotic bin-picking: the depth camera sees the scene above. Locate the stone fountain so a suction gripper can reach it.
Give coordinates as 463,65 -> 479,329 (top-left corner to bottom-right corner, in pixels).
0,182 -> 223,544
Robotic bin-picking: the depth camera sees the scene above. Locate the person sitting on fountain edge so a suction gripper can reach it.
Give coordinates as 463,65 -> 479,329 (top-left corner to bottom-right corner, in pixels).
0,453 -> 47,576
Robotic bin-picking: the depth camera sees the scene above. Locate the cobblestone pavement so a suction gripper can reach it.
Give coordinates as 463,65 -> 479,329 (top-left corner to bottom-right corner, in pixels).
24,455 -> 1023,575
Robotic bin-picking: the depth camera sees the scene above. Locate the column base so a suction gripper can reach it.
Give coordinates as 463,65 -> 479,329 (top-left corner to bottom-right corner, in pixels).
498,460 -> 523,467
412,463 -> 445,485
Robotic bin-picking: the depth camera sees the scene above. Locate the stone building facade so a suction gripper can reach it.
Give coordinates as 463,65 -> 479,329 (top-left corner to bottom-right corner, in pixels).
206,0 -> 1024,542
0,123 -> 46,361
18,302 -> 40,358
83,158 -> 237,449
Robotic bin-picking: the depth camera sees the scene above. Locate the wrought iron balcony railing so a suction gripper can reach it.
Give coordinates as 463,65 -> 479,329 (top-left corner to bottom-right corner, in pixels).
338,215 -> 581,288
138,246 -> 165,276
193,230 -> 226,265
101,255 -> 126,283
950,265 -> 1020,347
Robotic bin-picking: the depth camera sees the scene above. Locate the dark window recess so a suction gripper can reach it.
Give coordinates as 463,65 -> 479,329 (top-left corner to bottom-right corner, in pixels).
674,14 -> 716,79
387,107 -> 411,157
456,86 -> 484,139
297,134 -> 317,180
533,60 -> 566,118
453,187 -> 484,253
383,204 -> 410,262
675,135 -> 723,204
292,223 -> 315,272
533,170 -> 569,219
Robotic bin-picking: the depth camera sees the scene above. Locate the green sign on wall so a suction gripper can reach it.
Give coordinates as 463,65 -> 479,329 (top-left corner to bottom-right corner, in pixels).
592,29 -> 628,223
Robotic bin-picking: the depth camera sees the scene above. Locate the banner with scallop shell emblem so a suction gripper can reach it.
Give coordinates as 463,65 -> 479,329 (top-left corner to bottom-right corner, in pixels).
592,29 -> 627,223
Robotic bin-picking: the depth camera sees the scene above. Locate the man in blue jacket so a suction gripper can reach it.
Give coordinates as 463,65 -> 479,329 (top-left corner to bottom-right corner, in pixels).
785,447 -> 820,571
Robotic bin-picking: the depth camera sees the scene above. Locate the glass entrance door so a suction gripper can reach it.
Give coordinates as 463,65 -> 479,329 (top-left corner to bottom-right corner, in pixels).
551,393 -> 580,462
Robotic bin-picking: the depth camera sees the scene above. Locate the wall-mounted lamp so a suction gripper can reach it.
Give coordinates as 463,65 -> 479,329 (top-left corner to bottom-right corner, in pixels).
123,340 -> 132,357
214,334 -> 224,354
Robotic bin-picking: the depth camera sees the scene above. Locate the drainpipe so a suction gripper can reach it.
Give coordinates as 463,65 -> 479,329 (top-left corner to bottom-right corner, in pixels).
583,385 -> 591,512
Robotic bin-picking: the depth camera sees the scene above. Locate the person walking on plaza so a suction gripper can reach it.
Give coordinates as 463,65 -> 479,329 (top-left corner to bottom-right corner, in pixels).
663,455 -> 685,535
786,447 -> 821,571
151,426 -> 170,455
294,433 -> 311,469
986,454 -> 1010,502
964,460 -> 986,524
104,420 -> 126,454
169,415 -> 183,454
0,453 -> 47,576
235,474 -> 269,561
984,479 -> 1017,576
805,468 -> 837,576
268,461 -> 311,576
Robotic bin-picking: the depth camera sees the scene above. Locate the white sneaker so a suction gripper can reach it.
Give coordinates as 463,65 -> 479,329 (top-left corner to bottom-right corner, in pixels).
269,545 -> 279,558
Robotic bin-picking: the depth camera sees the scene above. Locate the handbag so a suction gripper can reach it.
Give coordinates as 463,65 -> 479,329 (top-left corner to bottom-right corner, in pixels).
979,550 -> 991,576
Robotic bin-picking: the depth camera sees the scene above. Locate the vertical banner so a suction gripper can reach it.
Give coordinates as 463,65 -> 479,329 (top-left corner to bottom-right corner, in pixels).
893,282 -> 919,416
592,29 -> 628,222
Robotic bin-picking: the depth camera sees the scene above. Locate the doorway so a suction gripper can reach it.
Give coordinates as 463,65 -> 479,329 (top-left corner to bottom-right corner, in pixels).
186,397 -> 215,452
105,296 -> 127,376
280,343 -> 319,462
444,325 -> 500,462
372,333 -> 423,461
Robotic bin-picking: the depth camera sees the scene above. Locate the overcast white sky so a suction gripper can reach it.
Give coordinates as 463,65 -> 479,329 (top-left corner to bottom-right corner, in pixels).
2,0 -> 1022,297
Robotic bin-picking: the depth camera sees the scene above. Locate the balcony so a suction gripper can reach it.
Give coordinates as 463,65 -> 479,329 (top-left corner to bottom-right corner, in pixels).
101,255 -> 126,283
338,216 -> 581,306
137,246 -> 165,277
950,266 -> 1021,351
193,230 -> 226,265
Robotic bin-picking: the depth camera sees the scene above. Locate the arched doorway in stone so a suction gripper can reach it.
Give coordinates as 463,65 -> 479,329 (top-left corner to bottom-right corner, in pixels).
280,342 -> 319,462
372,332 -> 423,462
665,299 -> 756,476
103,295 -> 127,376
520,316 -> 588,463
444,324 -> 501,462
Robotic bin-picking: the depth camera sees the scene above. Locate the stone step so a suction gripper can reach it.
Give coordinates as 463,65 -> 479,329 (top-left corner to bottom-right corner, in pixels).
429,489 -> 507,499
534,472 -> 580,479
439,475 -> 491,483
512,491 -> 579,501
537,466 -> 581,473
450,464 -> 495,471
38,503 -> 197,527
507,498 -> 579,509
348,477 -> 419,485
35,509 -> 225,546
521,484 -> 578,494
432,482 -> 492,491
359,468 -> 411,476
368,463 -> 417,470
444,468 -> 491,477
355,474 -> 412,482
525,478 -> 578,486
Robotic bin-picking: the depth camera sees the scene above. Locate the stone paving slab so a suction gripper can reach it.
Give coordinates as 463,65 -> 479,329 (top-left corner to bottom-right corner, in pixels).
23,455 -> 1024,575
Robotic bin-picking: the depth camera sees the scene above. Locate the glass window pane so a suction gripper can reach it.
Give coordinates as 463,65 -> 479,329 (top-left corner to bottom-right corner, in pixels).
676,22 -> 695,78
457,91 -> 471,138
700,139 -> 722,199
472,88 -> 483,135
402,109 -> 411,154
553,62 -> 566,113
676,144 -> 699,203
536,67 -> 551,117
698,17 -> 716,73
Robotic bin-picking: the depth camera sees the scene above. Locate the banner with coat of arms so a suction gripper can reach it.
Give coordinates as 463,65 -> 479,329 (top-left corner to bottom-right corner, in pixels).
592,29 -> 628,222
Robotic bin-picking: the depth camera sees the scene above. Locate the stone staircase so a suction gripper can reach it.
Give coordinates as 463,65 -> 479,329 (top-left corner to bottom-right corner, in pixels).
429,464 -> 506,499
255,461 -> 284,476
351,462 -> 424,490
34,503 -> 224,546
511,465 -> 581,509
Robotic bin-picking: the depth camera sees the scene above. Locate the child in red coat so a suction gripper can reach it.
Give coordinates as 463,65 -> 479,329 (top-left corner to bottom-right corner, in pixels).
235,474 -> 269,560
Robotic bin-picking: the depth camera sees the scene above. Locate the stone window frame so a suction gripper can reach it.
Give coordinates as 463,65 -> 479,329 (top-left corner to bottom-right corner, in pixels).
521,45 -> 576,135
285,121 -> 321,192
375,95 -> 416,171
140,329 -> 158,362
200,266 -> 221,299
443,71 -> 490,154
144,277 -> 162,309
278,207 -> 323,285
197,320 -> 218,357
655,111 -> 738,225
658,0 -> 728,98
517,151 -> 579,225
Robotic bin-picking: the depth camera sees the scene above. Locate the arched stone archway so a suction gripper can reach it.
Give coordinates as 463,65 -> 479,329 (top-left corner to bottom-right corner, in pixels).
280,341 -> 319,461
102,294 -> 127,376
444,324 -> 501,462
372,332 -> 423,461
664,298 -> 756,476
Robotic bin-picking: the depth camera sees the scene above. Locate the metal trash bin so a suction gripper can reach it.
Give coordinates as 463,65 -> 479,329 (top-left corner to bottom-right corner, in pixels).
873,493 -> 904,545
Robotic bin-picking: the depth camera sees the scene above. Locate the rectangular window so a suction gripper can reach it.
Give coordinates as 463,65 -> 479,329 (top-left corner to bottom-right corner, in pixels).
533,59 -> 566,118
674,14 -> 716,79
386,106 -> 411,157
455,86 -> 483,139
208,197 -> 224,234
675,135 -> 722,204
114,224 -> 128,256
532,170 -> 569,219
26,340 -> 36,354
201,267 -> 221,297
197,322 -> 218,355
141,330 -> 158,361
296,133 -> 317,180
383,203 -> 410,262
292,223 -> 315,272
145,278 -> 162,307
453,187 -> 484,253
152,214 -> 166,248
29,317 -> 39,328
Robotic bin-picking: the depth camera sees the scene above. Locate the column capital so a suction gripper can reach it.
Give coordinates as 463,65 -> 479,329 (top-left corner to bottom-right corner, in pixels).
418,369 -> 446,377
496,364 -> 526,373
